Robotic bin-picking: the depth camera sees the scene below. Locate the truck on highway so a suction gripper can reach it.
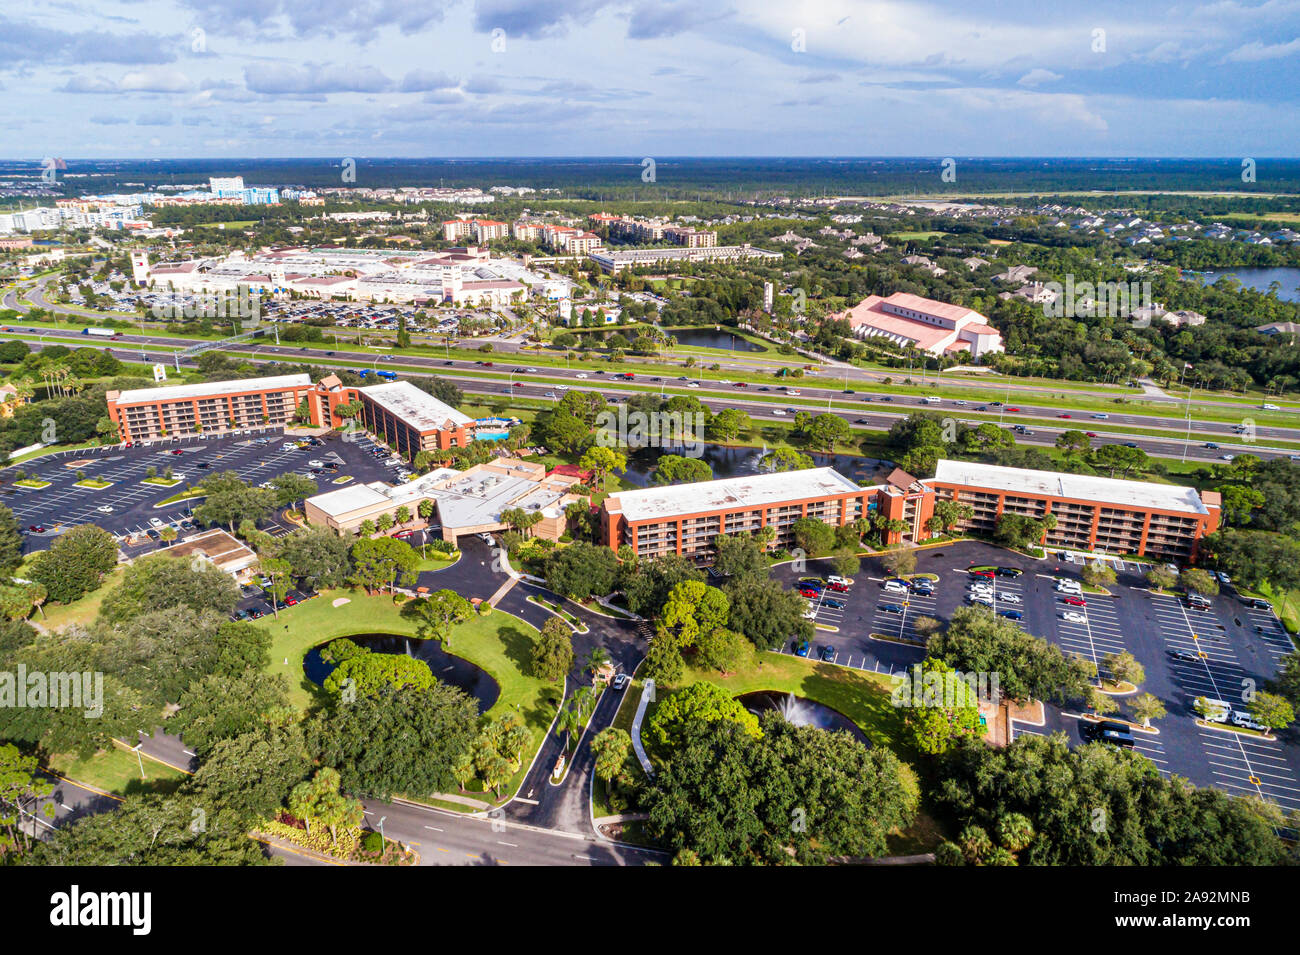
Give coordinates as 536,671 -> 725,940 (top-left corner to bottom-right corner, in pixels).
82,327 -> 118,338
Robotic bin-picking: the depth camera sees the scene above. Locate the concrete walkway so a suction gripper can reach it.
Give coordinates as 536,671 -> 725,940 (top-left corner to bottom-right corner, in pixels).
630,679 -> 656,777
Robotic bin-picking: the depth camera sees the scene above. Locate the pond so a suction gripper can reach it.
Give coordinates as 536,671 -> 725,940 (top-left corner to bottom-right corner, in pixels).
738,691 -> 870,745
661,327 -> 765,352
303,633 -> 500,714
1192,267 -> 1300,302
622,442 -> 895,488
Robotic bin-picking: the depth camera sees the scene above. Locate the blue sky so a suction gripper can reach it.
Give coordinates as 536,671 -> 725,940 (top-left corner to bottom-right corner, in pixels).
3,0 -> 1299,158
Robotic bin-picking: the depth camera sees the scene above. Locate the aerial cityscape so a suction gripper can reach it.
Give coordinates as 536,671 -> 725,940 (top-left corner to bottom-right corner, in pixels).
2,0 -> 1300,910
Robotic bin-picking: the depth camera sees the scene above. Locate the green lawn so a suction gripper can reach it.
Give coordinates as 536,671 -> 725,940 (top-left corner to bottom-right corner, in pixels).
37,566 -> 125,631
47,745 -> 186,798
263,589 -> 558,803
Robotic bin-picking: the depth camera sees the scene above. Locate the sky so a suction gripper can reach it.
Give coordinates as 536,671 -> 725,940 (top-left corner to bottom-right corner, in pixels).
2,0 -> 1299,159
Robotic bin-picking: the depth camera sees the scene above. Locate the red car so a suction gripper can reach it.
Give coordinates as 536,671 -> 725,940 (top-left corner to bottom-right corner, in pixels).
733,382 -> 748,388
1085,432 -> 1098,438
285,596 -> 298,606
1058,414 -> 1072,419
828,582 -> 849,593
1006,407 -> 1021,413
970,570 -> 995,579
798,588 -> 820,598
1062,596 -> 1087,607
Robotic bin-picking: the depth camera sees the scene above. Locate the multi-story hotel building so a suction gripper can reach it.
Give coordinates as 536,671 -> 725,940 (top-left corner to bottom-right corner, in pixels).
927,460 -> 1220,559
344,381 -> 474,459
600,468 -> 876,559
597,460 -> 1218,562
106,374 -> 316,441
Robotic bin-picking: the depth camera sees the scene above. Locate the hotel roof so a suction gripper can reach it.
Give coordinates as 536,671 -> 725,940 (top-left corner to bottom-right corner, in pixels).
930,460 -> 1211,516
111,373 -> 311,406
606,467 -> 863,523
358,380 -> 473,431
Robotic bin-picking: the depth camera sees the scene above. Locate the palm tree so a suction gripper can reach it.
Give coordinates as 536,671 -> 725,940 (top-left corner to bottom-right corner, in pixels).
585,646 -> 610,677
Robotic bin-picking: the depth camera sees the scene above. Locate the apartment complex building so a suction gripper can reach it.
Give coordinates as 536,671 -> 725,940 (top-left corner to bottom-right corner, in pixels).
105,374 -> 316,441
589,244 -> 782,273
927,460 -> 1220,559
441,218 -> 508,243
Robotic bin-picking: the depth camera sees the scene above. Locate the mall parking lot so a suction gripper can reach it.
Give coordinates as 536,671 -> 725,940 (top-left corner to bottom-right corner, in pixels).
2,428 -> 402,552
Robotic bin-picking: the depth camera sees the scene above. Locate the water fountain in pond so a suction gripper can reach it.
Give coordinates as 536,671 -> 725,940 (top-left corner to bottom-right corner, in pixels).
776,692 -> 817,727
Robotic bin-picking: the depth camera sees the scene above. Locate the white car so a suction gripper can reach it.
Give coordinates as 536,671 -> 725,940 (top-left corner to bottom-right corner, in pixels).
545,392 -> 556,399
969,595 -> 994,607
612,673 -> 630,691
307,459 -> 324,467
998,593 -> 1022,604
1221,454 -> 1234,462
556,384 -> 570,390
686,382 -> 699,388
969,583 -> 994,594
883,580 -> 909,594
149,517 -> 164,528
772,409 -> 787,416
1091,413 -> 1109,420
1215,571 -> 1232,585
97,505 -> 114,513
576,373 -> 589,379
802,608 -> 817,619
827,576 -> 851,586
1062,611 -> 1087,624
477,532 -> 494,543
1231,711 -> 1267,731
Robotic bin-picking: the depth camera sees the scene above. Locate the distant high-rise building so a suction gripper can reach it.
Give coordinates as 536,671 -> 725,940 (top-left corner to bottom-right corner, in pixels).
130,251 -> 150,284
763,281 -> 774,313
209,176 -> 245,197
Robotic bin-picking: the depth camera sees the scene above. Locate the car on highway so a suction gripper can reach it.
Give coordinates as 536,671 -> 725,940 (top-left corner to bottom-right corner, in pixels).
1058,413 -> 1072,419
1062,611 -> 1088,624
1092,413 -> 1110,420
1123,442 -> 1140,449
576,373 -> 588,379
772,409 -> 787,416
686,382 -> 699,388
1006,406 -> 1021,413
1220,454 -> 1235,461
1204,442 -> 1220,450
855,418 -> 871,424
1085,431 -> 1099,438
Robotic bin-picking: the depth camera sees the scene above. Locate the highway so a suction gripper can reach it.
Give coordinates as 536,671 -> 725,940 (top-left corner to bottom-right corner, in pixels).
5,325 -> 1297,465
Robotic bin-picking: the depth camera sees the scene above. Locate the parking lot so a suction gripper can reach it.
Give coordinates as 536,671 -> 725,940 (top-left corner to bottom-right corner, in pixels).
765,539 -> 1300,816
2,427 -> 406,553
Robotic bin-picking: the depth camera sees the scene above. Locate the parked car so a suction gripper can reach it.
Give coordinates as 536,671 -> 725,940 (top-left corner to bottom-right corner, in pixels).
998,593 -> 1022,604
879,603 -> 905,614
1081,720 -> 1135,748
798,577 -> 825,586
1062,611 -> 1087,624
827,575 -> 851,586
794,640 -> 811,657
994,567 -> 1022,578
1231,711 -> 1268,731
1167,649 -> 1200,662
1062,596 -> 1087,607
798,587 -> 820,598
819,645 -> 838,663
828,582 -> 849,593
612,673 -> 630,691
970,595 -> 994,607
883,580 -> 909,594
969,569 -> 995,579
999,610 -> 1024,620
823,599 -> 845,610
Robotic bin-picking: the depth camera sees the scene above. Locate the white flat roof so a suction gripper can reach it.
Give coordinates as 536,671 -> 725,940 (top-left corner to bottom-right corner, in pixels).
306,482 -> 393,518
113,373 -> 311,405
359,381 -> 473,431
930,459 -> 1209,516
607,467 -> 863,522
